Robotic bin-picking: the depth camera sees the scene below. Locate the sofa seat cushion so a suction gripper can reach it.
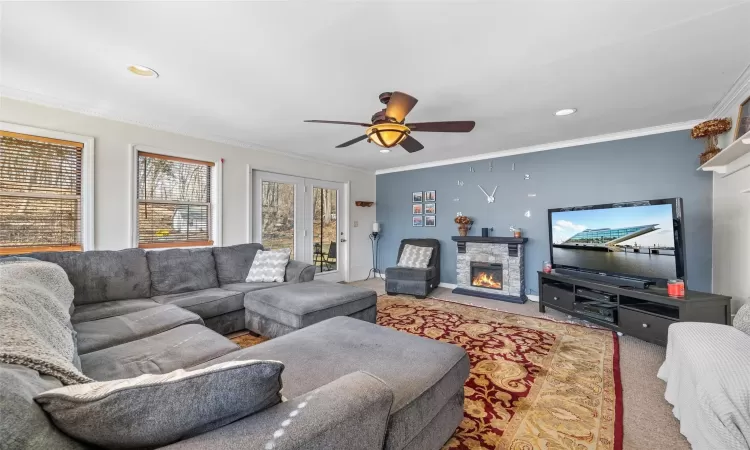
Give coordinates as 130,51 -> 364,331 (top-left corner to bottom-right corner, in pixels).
152,288 -> 244,319
385,266 -> 437,281
71,299 -> 161,324
244,280 -> 376,329
147,248 -> 219,296
220,282 -> 282,294
74,305 -> 204,354
80,324 -> 239,381
192,316 -> 469,450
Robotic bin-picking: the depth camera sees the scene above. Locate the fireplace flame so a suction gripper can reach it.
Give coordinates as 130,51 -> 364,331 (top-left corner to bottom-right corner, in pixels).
472,271 -> 502,289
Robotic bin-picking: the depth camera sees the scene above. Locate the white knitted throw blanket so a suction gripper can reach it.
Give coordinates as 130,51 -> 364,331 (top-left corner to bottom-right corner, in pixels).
0,259 -> 92,385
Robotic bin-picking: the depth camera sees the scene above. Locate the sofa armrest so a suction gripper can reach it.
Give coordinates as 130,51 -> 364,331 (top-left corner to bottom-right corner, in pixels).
284,259 -> 316,283
162,371 -> 393,450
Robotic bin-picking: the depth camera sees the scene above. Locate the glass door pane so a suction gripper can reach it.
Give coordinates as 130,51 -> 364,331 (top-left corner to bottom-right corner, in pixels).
312,186 -> 337,273
260,180 -> 296,259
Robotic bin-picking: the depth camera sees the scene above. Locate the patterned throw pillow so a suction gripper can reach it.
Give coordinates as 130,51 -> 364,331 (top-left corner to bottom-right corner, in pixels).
397,244 -> 433,269
34,359 -> 284,449
246,249 -> 291,283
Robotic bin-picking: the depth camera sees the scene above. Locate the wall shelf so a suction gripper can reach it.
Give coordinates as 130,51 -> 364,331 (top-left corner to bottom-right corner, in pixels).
698,129 -> 750,176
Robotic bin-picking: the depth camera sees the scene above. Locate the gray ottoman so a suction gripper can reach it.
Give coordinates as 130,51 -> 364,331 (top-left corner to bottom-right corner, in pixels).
244,280 -> 377,338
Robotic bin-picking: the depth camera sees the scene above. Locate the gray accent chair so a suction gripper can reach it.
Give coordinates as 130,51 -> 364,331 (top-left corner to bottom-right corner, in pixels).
385,239 -> 441,299
1,244 -> 469,449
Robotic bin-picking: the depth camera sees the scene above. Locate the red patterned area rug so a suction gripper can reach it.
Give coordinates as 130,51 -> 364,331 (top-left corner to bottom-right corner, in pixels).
377,295 -> 622,450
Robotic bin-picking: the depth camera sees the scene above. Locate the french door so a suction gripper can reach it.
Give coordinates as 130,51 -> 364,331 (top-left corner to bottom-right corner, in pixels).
252,171 -> 347,282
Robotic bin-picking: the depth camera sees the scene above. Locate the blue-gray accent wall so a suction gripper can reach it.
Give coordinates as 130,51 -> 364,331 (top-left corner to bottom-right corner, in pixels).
375,131 -> 713,294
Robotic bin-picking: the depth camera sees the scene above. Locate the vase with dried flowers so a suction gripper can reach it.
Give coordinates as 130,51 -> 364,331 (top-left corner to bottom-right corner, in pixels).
454,215 -> 472,236
691,118 -> 732,165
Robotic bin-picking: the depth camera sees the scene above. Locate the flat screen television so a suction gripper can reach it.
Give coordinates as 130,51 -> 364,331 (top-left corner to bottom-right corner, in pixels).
548,198 -> 686,287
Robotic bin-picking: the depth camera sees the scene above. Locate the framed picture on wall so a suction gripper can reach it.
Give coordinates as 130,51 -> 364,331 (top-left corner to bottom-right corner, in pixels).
412,191 -> 423,202
425,215 -> 436,227
412,204 -> 423,214
424,203 -> 435,214
412,216 -> 423,227
425,190 -> 436,201
736,95 -> 750,140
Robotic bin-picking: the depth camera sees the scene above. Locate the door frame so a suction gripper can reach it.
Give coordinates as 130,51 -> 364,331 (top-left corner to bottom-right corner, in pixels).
304,177 -> 349,282
249,168 -> 350,282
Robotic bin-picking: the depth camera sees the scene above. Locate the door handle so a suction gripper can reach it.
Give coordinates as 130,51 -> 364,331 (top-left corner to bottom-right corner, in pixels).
340,238 -> 347,243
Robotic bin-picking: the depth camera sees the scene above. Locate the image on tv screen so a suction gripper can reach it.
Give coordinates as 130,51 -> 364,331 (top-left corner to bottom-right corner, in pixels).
551,204 -> 676,279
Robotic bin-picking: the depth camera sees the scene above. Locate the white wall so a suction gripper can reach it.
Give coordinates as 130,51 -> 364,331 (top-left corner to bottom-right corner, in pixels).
0,98 -> 376,281
712,70 -> 750,311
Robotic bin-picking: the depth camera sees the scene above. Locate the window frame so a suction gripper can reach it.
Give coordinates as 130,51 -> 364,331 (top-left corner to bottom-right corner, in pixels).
130,144 -> 222,249
0,121 -> 95,253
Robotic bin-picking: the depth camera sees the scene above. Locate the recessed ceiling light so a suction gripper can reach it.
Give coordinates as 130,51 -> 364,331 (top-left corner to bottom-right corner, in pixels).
127,65 -> 159,78
555,108 -> 577,116
379,148 -> 391,153
743,138 -> 750,145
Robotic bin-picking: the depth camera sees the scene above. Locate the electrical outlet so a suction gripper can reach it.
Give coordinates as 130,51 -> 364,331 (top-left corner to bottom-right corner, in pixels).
353,221 -> 359,227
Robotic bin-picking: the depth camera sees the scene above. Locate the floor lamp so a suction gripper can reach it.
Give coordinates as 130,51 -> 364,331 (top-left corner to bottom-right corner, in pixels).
366,222 -> 383,280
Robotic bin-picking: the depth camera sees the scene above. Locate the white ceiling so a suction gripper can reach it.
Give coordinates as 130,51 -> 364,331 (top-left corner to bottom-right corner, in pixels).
2,1 -> 749,172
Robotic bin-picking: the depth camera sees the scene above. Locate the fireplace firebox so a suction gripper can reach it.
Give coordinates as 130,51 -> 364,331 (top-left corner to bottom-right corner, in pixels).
470,262 -> 503,290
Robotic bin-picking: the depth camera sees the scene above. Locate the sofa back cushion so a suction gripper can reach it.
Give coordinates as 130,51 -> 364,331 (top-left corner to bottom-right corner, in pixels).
147,248 -> 219,296
23,249 -> 152,306
213,243 -> 264,285
0,363 -> 85,449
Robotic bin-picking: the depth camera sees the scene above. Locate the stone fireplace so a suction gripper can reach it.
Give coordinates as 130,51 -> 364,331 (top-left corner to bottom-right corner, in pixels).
452,236 -> 527,303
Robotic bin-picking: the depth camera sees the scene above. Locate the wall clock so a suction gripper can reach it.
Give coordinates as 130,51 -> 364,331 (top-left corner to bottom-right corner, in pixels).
478,185 -> 497,203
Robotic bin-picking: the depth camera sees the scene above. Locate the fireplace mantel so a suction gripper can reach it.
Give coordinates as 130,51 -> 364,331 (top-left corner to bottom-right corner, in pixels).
451,236 -> 528,244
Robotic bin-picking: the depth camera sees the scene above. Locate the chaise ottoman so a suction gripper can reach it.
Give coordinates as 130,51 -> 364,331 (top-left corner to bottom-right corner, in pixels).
244,280 -> 377,338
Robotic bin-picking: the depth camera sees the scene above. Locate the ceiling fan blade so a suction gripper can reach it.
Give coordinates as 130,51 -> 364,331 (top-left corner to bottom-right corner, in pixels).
406,121 -> 475,132
304,120 -> 371,127
335,135 -> 368,148
385,91 -> 418,122
400,135 -> 424,153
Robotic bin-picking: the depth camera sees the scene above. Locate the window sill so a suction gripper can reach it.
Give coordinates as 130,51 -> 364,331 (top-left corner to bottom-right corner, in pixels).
139,240 -> 214,249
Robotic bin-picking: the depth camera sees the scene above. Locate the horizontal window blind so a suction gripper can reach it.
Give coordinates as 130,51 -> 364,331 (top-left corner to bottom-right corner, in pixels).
0,131 -> 83,254
137,152 -> 214,248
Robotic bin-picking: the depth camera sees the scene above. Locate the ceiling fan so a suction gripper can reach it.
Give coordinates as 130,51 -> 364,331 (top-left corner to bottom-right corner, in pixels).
304,91 -> 475,153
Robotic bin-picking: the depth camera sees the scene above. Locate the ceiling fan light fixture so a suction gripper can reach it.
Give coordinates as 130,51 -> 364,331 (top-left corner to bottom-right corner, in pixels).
366,123 -> 410,148
127,65 -> 159,78
555,108 -> 577,116
379,149 -> 391,153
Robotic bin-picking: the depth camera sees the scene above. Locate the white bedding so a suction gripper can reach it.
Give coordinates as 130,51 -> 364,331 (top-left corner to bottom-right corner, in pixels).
658,322 -> 750,450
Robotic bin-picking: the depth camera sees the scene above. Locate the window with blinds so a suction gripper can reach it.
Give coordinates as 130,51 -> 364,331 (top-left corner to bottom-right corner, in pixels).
137,151 -> 214,248
0,131 -> 83,255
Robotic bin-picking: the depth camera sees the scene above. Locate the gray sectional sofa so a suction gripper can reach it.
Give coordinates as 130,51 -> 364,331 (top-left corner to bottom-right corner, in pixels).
1,244 -> 470,449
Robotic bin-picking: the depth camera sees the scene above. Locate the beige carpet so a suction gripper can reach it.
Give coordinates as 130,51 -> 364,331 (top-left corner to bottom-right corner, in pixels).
350,279 -> 689,450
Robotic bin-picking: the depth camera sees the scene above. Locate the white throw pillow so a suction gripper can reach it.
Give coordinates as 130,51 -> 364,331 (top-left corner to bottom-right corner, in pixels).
397,244 -> 433,269
246,249 -> 291,283
35,359 -> 284,449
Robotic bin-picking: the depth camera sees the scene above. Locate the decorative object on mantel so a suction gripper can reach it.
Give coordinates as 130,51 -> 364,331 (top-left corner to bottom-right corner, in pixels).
454,215 -> 472,236
355,201 -> 374,207
736,95 -> 750,141
691,117 -> 732,165
510,226 -> 522,238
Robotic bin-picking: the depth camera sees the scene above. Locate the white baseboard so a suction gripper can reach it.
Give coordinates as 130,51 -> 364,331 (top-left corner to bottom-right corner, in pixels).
527,294 -> 539,303
438,282 -> 457,289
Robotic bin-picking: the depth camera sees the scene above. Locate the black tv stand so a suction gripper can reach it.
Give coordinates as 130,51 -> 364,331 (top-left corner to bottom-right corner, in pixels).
553,268 -> 654,289
538,270 -> 731,346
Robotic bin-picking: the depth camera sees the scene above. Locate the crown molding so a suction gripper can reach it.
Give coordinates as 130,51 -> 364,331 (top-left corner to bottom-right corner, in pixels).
708,61 -> 750,118
0,85 -> 374,174
375,119 -> 701,175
